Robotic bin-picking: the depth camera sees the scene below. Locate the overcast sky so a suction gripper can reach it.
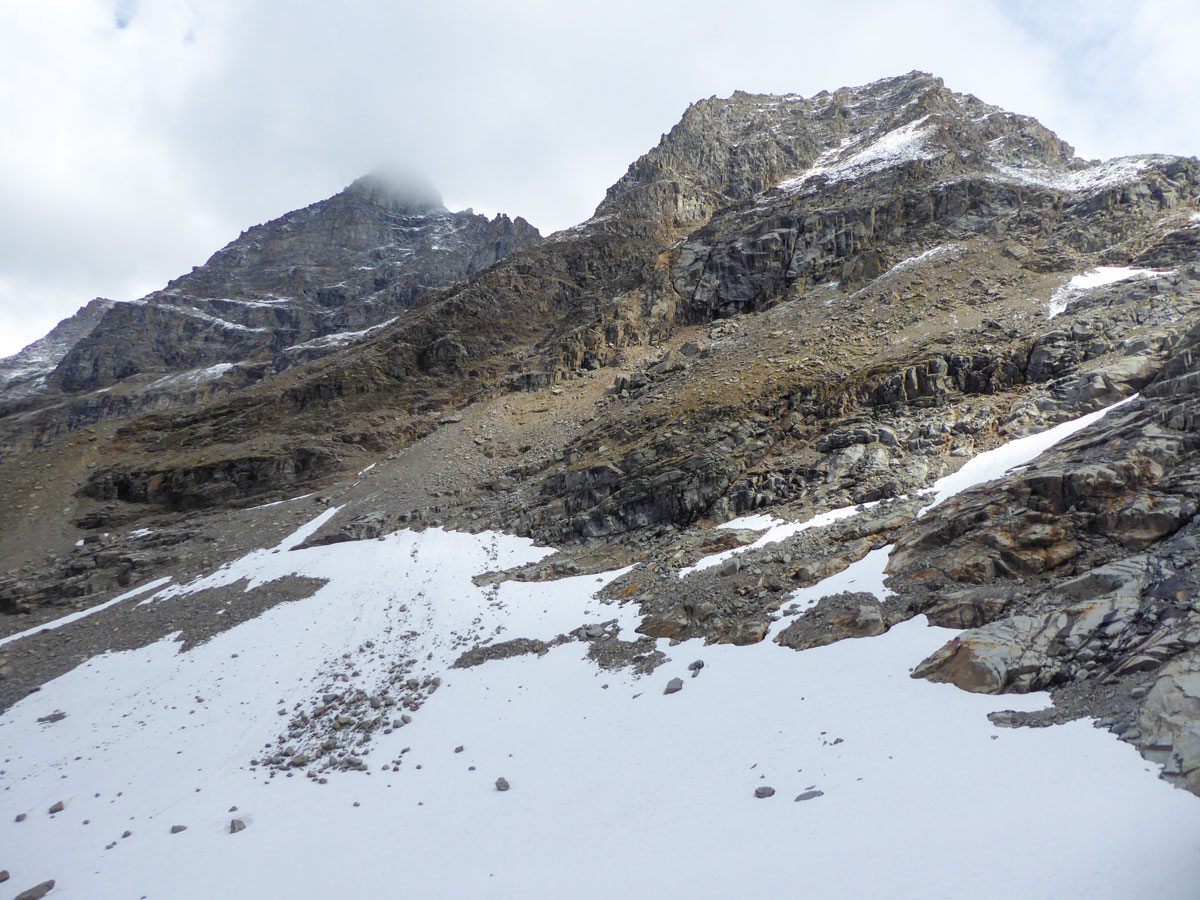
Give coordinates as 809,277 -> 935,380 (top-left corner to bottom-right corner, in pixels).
2,0 -> 1198,356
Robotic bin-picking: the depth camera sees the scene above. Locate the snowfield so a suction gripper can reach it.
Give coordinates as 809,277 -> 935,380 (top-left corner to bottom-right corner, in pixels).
3,399 -> 1199,899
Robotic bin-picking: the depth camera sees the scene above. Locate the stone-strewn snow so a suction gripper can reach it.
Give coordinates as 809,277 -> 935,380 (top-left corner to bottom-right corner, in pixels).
204,296 -> 293,308
246,492 -> 318,511
0,300 -> 114,393
787,546 -> 894,613
855,243 -> 965,297
882,243 -> 963,276
1048,267 -> 1173,318
3,397 -> 1198,899
548,214 -> 615,242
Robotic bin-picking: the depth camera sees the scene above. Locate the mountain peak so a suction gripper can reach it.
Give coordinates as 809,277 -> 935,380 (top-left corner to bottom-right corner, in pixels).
594,72 -> 1078,235
343,172 -> 446,215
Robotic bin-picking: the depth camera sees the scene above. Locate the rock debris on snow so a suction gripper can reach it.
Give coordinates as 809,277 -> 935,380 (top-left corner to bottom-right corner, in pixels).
14,880 -> 56,900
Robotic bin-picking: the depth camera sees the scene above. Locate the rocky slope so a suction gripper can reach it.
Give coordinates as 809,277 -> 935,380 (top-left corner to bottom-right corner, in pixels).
2,71 -> 1200,806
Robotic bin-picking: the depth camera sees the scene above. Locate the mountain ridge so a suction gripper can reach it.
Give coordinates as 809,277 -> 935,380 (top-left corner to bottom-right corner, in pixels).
3,70 -> 1200,821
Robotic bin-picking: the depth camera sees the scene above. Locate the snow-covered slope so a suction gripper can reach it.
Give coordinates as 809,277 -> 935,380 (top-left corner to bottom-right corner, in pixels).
4,399 -> 1199,899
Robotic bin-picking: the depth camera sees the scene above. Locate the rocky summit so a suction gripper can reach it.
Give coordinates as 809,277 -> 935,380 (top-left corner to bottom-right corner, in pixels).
3,72 -> 1200,896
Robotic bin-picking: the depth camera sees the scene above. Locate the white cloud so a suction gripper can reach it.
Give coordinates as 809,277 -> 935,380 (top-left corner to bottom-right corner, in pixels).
1,0 -> 1198,356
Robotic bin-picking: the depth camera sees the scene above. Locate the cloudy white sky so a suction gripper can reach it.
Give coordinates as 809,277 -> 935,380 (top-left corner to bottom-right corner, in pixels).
2,0 -> 1198,356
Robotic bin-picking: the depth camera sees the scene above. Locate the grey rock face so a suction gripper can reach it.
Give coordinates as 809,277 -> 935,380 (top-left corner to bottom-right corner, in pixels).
0,174 -> 541,446
1139,650 -> 1200,793
520,74 -> 1199,545
671,137 -> 1192,323
598,72 -> 1073,237
0,297 -> 113,400
46,178 -> 540,397
884,317 -> 1200,789
776,591 -> 889,651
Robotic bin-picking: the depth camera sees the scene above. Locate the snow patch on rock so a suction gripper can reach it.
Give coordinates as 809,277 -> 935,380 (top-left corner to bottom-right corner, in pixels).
991,155 -> 1168,194
777,116 -> 937,194
1048,267 -> 1173,318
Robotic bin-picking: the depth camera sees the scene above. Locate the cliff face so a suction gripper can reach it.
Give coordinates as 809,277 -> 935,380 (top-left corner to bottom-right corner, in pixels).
2,71 -> 1200,804
0,297 -> 114,400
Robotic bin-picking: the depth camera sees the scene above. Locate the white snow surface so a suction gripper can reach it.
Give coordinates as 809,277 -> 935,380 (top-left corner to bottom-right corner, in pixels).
3,396 -> 1199,899
717,512 -> 780,531
1047,266 -> 1173,318
777,117 -> 937,194
991,155 -> 1165,194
